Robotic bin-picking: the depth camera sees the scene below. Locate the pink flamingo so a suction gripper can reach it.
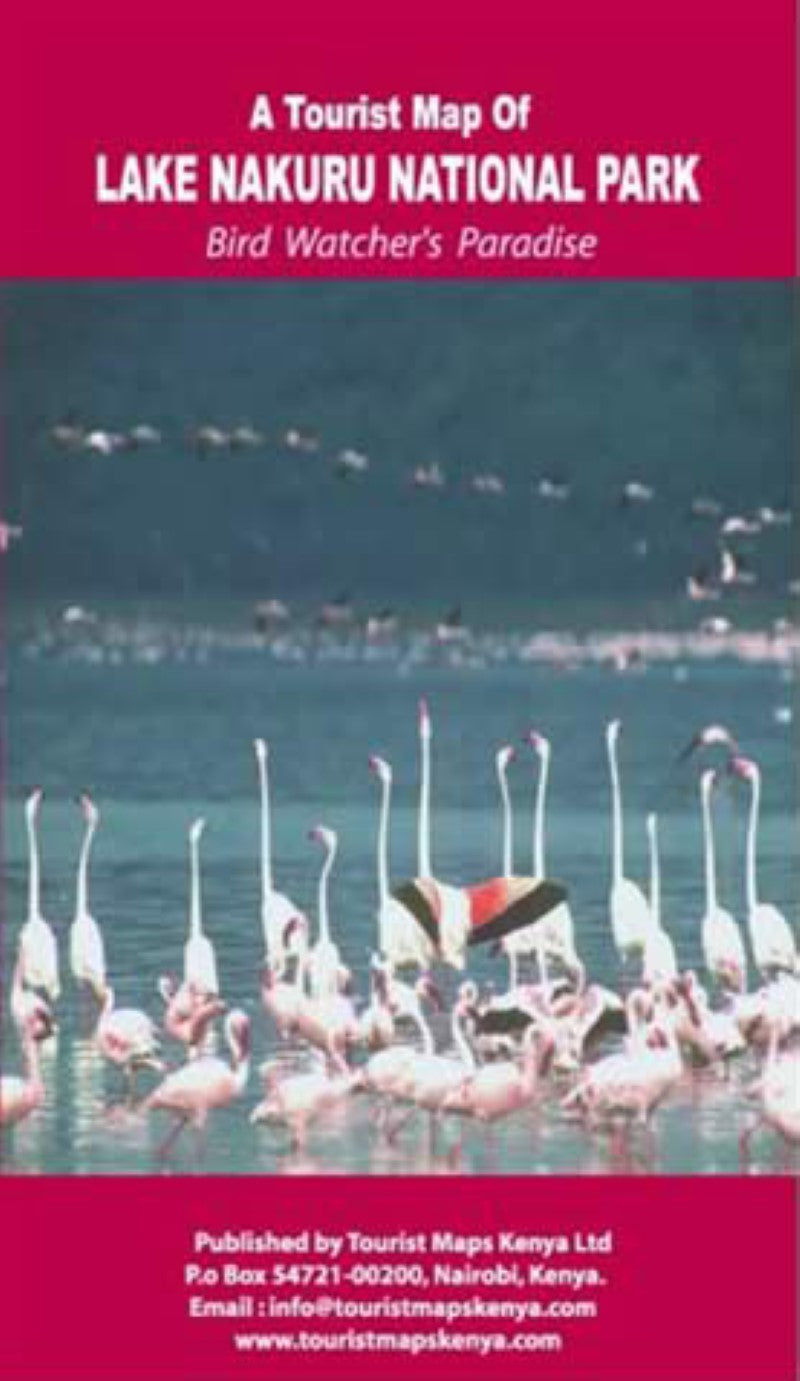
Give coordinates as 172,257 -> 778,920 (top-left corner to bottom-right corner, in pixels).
157,976 -> 225,1057
95,984 -> 163,1097
0,1022 -> 44,1127
145,1009 -> 251,1157
389,983 -> 478,1120
561,990 -> 682,1127
251,1061 -> 360,1149
442,1022 -> 554,1122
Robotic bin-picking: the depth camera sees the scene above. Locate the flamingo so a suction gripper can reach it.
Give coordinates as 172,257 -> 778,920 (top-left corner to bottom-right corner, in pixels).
95,984 -> 163,1097
0,1023 -> 45,1127
442,1021 -> 554,1122
69,793 -> 107,1000
494,746 -> 531,989
641,813 -> 679,985
18,788 -> 60,1000
562,990 -> 682,1125
305,827 -> 349,1000
368,754 -> 435,972
414,699 -> 470,968
9,949 -> 57,1043
183,818 -> 219,996
157,976 -> 225,1056
522,732 -> 582,984
728,756 -> 797,977
259,918 -> 311,1039
606,721 -> 654,960
254,739 -> 305,974
698,770 -> 747,993
390,982 -> 478,1116
145,1010 -> 251,1156
251,1060 -> 359,1148
360,980 -> 437,1103
741,1022 -> 800,1157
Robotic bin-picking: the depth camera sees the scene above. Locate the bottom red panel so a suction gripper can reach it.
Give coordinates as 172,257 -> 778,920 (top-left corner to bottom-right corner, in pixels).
1,1175 -> 796,1380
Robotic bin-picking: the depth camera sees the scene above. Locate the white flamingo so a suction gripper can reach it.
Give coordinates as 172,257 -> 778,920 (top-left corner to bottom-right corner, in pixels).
254,739 -> 305,974
69,793 -> 107,1000
95,985 -> 163,1096
606,721 -> 654,960
699,770 -> 747,993
369,754 -> 435,971
523,732 -> 582,984
305,827 -> 350,1000
0,1022 -> 45,1128
642,813 -> 679,985
390,982 -> 478,1115
729,756 -> 797,977
183,818 -> 219,996
10,949 -> 57,1043
145,1010 -> 251,1156
18,788 -> 60,1000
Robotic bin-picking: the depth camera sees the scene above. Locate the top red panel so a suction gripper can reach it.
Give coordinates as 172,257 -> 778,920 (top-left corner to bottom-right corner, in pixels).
1,1 -> 796,277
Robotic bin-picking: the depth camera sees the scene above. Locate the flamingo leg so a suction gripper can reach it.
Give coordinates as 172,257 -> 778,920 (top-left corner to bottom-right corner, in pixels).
157,1113 -> 192,1160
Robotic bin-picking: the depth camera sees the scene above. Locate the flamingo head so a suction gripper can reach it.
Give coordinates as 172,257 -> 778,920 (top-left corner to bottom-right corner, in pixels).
77,792 -> 99,827
524,730 -> 551,758
309,825 -> 337,854
157,974 -> 178,1004
418,698 -> 432,739
495,745 -> 515,773
254,737 -> 268,763
189,817 -> 206,846
368,754 -> 392,783
646,811 -> 658,836
282,914 -> 307,951
25,787 -> 43,821
416,974 -> 446,1011
225,1009 -> 251,1060
679,723 -> 738,762
727,754 -> 759,785
606,719 -> 621,745
673,973 -> 704,1028
456,979 -> 480,1015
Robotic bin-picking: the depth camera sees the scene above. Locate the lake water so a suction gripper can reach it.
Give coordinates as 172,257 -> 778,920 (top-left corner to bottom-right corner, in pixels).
1,617 -> 796,1175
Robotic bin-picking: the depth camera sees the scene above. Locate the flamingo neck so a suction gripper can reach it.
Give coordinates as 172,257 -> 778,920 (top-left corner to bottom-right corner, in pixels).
451,1006 -> 477,1071
257,753 -> 274,898
376,776 -> 391,909
75,817 -> 96,919
190,837 -> 202,938
293,933 -> 309,995
533,747 -> 549,877
317,845 -> 335,945
701,784 -> 717,914
608,736 -> 624,885
23,1034 -> 43,1091
418,724 -> 432,877
498,764 -> 513,878
649,825 -> 661,927
413,1004 -> 436,1057
745,771 -> 760,913
26,804 -> 41,921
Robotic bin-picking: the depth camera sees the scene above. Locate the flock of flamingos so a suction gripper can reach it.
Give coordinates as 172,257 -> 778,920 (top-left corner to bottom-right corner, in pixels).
2,701 -> 798,1170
